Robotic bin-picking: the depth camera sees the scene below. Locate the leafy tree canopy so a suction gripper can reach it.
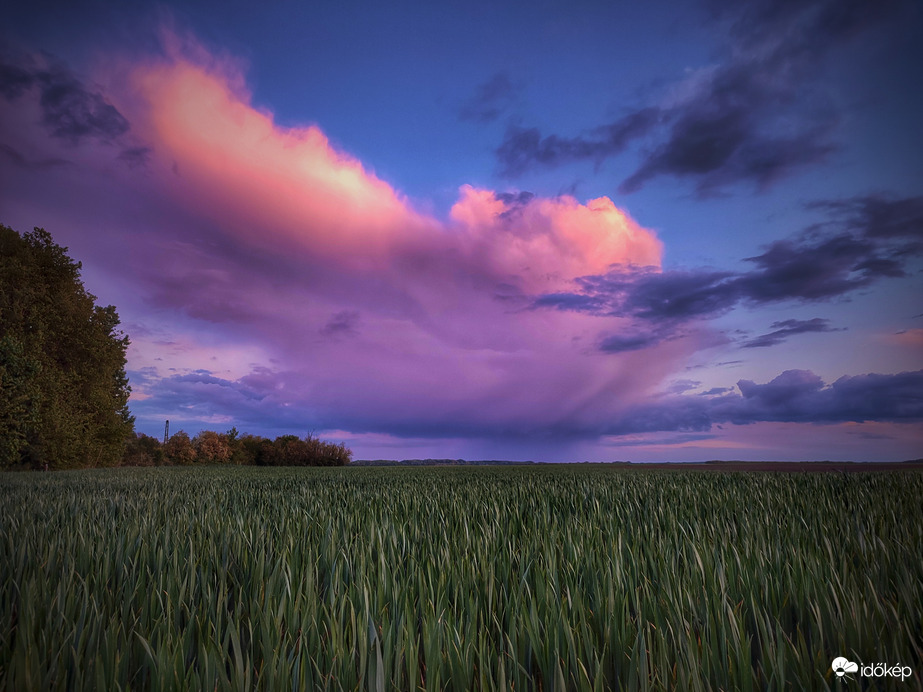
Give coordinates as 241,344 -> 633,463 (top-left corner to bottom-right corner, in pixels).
0,224 -> 134,469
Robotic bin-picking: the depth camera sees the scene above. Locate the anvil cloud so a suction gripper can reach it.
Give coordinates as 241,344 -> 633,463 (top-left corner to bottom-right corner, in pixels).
2,36 -> 684,452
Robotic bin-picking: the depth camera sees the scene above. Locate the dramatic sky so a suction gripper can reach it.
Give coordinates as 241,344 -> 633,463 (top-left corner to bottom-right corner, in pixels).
1,0 -> 921,461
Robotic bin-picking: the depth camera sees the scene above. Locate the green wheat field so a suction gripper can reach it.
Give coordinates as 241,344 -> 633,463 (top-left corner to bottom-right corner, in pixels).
1,466 -> 921,691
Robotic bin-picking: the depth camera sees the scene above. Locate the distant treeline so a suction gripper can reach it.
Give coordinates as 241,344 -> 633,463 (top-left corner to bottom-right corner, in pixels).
351,459 -> 535,466
123,428 -> 351,467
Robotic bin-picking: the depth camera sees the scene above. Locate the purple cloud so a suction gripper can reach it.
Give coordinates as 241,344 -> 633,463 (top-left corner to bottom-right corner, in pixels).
741,318 -> 841,348
600,369 -> 923,436
533,194 -> 923,351
0,53 -> 130,145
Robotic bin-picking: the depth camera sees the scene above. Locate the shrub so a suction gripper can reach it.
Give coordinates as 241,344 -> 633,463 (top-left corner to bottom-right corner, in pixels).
304,435 -> 352,466
260,434 -> 352,466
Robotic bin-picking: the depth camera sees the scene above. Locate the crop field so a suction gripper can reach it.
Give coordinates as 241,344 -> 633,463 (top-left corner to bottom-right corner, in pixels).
1,465 -> 921,691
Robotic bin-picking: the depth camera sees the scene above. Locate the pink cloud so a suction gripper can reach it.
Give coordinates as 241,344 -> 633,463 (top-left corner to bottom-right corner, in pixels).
129,60 -> 426,265
120,37 -> 662,282
0,29 -> 714,448
90,33 -> 686,437
449,186 -> 662,291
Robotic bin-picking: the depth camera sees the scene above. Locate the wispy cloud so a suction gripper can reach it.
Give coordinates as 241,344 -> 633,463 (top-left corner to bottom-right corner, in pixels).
458,71 -> 518,123
496,0 -> 911,195
741,318 -> 841,348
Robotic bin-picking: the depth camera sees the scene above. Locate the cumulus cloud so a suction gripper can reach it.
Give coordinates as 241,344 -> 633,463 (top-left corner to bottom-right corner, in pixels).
447,185 -> 661,292
112,38 -> 662,292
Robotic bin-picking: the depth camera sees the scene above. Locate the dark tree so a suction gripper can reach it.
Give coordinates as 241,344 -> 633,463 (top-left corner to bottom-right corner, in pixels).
122,433 -> 164,466
0,224 -> 134,469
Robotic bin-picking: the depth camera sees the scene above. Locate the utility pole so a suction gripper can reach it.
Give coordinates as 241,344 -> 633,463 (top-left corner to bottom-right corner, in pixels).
164,419 -> 170,444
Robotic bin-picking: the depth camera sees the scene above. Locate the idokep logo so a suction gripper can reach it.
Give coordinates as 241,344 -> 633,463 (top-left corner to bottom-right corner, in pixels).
832,658 -> 859,678
831,657 -> 913,683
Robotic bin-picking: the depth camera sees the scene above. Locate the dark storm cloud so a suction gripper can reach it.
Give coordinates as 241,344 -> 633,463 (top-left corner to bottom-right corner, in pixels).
170,371 -> 267,401
735,233 -> 898,303
532,291 -> 604,313
601,369 -> 923,435
498,65 -> 836,196
721,369 -> 923,424
0,54 -> 130,145
496,0 -> 908,194
736,193 -> 923,300
542,268 -> 738,321
534,194 -> 922,338
458,72 -> 518,123
378,368 -> 923,437
807,194 -> 923,244
741,318 -> 841,348
618,105 -> 836,196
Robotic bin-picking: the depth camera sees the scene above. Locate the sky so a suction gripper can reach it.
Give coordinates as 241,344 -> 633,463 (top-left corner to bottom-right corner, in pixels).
1,0 -> 921,462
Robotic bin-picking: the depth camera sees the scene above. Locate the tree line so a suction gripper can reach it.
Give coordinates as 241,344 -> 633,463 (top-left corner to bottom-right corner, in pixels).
1,223 -> 351,470
123,429 -> 351,467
